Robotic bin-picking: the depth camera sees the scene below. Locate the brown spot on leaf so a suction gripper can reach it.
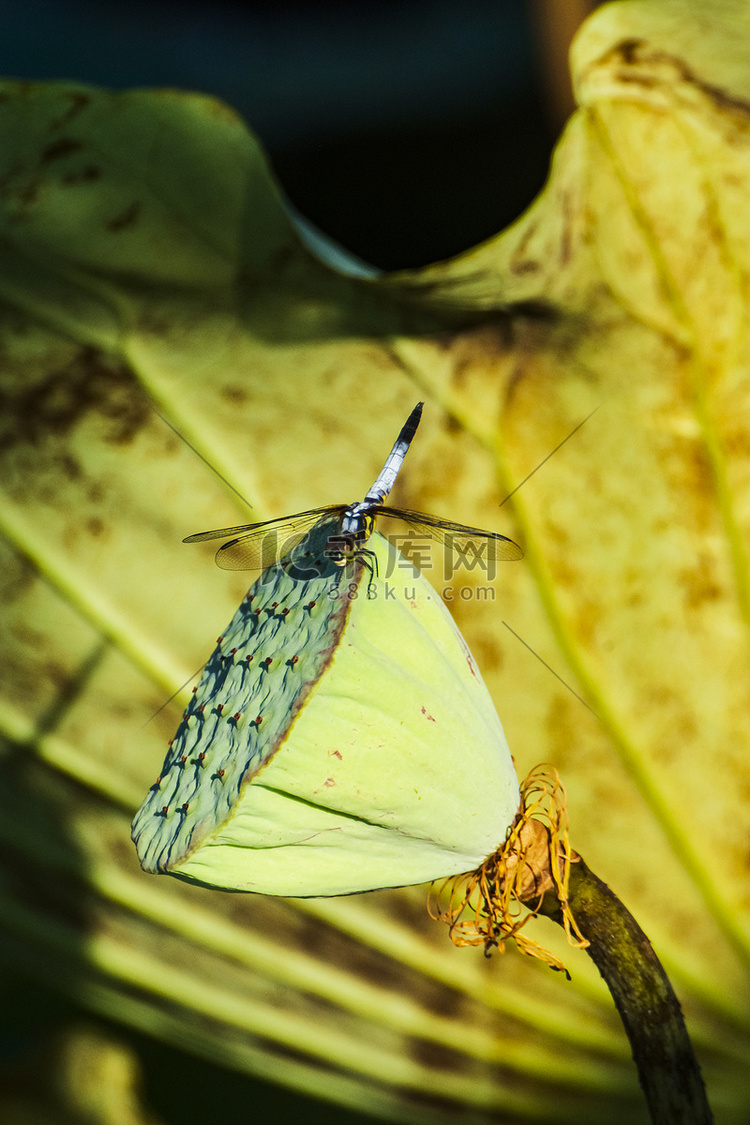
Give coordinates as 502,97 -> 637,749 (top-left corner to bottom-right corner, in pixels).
469,632 -> 503,676
106,200 -> 141,232
604,38 -> 750,120
510,218 -> 542,275
56,452 -> 83,480
407,1035 -> 473,1075
680,557 -> 723,610
615,38 -> 647,66
41,137 -> 83,165
559,189 -> 573,267
221,385 -> 248,405
456,323 -> 514,370
18,180 -> 39,209
62,165 -> 101,186
512,257 -> 542,275
0,347 -> 149,451
50,90 -> 92,131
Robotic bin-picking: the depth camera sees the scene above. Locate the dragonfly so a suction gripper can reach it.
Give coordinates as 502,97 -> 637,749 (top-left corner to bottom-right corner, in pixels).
183,403 -> 523,576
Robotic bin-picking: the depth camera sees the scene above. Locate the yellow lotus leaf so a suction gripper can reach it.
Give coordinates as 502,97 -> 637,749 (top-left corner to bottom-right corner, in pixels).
1,0 -> 749,1122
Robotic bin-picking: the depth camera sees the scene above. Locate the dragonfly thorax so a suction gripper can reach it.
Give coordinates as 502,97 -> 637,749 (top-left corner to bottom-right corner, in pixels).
325,502 -> 376,566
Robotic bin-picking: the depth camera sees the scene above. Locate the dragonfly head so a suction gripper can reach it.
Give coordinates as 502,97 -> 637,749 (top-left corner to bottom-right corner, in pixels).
325,521 -> 379,589
325,510 -> 376,567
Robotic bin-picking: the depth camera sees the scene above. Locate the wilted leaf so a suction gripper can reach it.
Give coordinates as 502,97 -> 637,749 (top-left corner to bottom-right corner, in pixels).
1,0 -> 749,1122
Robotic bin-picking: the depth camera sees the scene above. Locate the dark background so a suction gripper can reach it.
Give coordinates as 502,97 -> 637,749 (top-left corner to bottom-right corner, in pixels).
0,0 -> 584,270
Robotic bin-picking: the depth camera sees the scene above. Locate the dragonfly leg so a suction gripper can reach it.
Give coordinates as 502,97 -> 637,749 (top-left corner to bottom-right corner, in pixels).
331,548 -> 379,596
356,548 -> 379,597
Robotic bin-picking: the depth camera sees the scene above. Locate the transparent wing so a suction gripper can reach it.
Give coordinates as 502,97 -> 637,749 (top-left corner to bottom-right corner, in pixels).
183,506 -> 345,571
373,506 -> 524,562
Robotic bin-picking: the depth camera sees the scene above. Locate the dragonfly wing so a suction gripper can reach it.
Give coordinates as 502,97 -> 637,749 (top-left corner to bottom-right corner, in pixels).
183,506 -> 336,544
183,507 -> 344,571
215,508 -> 346,571
375,506 -> 524,563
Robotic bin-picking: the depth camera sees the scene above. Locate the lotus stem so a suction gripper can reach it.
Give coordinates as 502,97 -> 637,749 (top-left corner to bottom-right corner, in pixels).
534,840 -> 713,1125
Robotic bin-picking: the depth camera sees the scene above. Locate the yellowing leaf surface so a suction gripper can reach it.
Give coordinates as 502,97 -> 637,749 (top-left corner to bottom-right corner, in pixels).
1,1 -> 749,1121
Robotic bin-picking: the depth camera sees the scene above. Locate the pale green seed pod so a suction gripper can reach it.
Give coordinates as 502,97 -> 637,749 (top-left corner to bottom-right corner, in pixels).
132,527 -> 519,896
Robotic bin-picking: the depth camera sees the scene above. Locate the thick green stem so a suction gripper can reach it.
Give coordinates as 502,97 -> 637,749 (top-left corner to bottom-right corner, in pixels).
538,855 -> 713,1125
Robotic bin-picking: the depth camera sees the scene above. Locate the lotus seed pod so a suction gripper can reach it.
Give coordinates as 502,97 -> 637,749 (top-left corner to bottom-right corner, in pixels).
132,525 -> 519,896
